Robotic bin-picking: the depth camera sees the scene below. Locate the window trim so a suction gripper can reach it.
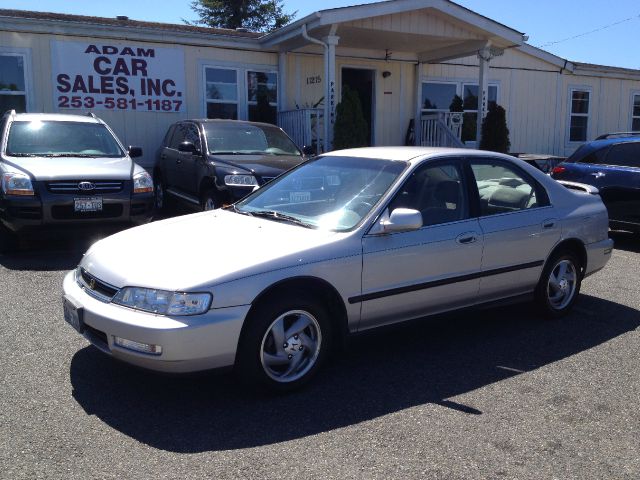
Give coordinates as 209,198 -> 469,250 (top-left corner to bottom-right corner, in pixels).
566,86 -> 592,145
0,48 -> 34,113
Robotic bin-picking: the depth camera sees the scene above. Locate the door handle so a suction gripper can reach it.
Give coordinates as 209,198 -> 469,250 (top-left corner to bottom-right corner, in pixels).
160,154 -> 167,160
542,218 -> 557,229
176,158 -> 182,164
456,232 -> 478,245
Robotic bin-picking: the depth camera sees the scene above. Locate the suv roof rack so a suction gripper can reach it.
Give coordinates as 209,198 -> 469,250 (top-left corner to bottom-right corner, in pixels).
595,131 -> 640,140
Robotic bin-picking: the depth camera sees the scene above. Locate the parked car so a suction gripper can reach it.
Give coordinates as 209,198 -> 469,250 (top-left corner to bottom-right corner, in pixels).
154,119 -> 307,212
551,133 -> 640,233
0,111 -> 154,251
62,147 -> 612,391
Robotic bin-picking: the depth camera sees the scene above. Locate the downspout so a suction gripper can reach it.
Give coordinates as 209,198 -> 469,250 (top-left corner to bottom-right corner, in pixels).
301,24 -> 330,152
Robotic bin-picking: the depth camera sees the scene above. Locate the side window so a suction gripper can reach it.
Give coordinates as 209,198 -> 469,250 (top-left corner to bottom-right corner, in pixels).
184,124 -> 202,151
579,147 -> 609,165
169,123 -> 187,150
604,143 -> 640,168
162,125 -> 175,147
470,161 -> 546,215
389,162 -> 467,226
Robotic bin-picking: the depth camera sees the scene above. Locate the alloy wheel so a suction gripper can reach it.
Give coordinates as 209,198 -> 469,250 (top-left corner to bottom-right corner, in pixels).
546,259 -> 578,310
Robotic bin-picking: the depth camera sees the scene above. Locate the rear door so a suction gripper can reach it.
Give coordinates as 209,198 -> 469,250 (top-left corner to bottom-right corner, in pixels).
590,142 -> 640,225
164,122 -> 186,190
359,159 -> 484,330
467,158 -> 561,302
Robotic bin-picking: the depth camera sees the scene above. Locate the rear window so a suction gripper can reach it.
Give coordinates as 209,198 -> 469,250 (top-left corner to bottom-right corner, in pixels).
5,120 -> 124,157
575,146 -> 609,165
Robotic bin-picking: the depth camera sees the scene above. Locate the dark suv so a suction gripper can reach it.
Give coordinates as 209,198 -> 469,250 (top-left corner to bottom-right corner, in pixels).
551,134 -> 640,233
154,120 -> 306,211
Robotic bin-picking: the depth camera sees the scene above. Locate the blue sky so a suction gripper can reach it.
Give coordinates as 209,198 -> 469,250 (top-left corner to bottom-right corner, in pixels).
2,0 -> 639,68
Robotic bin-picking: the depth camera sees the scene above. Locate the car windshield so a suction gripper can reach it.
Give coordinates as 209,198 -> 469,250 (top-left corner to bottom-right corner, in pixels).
5,121 -> 124,158
204,123 -> 301,156
234,155 -> 408,231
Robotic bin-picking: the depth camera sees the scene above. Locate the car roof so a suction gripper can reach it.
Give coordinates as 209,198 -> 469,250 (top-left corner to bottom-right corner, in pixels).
8,112 -> 101,124
321,146 -> 515,163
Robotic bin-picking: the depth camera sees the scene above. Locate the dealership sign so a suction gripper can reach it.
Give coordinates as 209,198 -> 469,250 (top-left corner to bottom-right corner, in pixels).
51,41 -> 186,113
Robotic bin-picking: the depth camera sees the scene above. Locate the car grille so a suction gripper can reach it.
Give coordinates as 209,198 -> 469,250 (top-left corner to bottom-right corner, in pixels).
77,268 -> 119,302
47,180 -> 124,194
51,204 -> 123,220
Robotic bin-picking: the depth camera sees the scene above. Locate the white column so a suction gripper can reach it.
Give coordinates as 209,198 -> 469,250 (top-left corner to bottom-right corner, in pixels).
324,34 -> 339,151
415,62 -> 423,146
476,48 -> 490,147
278,51 -> 287,114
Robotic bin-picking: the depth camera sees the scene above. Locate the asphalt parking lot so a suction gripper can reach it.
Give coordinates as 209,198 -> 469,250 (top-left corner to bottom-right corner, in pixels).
1,227 -> 639,480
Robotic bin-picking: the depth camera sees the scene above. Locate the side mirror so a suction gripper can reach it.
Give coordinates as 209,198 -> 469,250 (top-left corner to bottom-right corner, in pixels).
178,141 -> 199,154
372,208 -> 422,234
128,146 -> 143,158
302,145 -> 316,156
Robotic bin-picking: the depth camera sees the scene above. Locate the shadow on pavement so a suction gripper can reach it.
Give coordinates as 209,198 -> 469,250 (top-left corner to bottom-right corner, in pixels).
609,230 -> 640,254
69,293 -> 639,453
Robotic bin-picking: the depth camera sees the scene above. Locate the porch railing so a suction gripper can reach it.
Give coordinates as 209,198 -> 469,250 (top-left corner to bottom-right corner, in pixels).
277,108 -> 324,154
419,112 -> 465,148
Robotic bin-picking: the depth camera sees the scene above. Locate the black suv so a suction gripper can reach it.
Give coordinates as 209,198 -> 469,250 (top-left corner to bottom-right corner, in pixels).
551,132 -> 640,233
154,120 -> 306,211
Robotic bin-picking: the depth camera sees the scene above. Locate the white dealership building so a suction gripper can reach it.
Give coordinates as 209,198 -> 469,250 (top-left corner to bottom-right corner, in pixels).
1,0 -> 640,169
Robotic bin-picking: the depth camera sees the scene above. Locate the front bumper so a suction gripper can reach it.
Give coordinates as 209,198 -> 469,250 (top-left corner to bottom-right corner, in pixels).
0,185 -> 153,233
584,237 -> 614,278
62,271 -> 250,373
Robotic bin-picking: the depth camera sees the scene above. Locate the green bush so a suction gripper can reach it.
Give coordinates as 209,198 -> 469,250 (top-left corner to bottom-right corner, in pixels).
480,103 -> 511,153
332,85 -> 368,150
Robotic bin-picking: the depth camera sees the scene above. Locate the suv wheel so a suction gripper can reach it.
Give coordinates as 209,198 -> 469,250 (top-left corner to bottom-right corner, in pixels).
154,175 -> 166,211
201,188 -> 219,211
237,292 -> 332,391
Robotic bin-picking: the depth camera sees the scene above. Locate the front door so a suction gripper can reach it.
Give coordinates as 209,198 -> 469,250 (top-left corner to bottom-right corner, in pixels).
341,68 -> 375,146
359,159 -> 483,330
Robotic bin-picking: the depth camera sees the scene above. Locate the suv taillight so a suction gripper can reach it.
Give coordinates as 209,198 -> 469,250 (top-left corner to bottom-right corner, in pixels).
551,166 -> 566,175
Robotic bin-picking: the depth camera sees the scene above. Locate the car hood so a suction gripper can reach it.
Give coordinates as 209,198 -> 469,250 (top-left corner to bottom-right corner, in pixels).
212,154 -> 303,177
4,156 -> 132,181
80,209 -> 346,291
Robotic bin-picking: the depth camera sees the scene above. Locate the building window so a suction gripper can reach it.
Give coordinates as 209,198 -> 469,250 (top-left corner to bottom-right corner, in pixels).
247,71 -> 277,124
0,54 -> 27,113
569,89 -> 590,142
632,94 -> 640,131
205,67 -> 239,120
421,81 -> 498,143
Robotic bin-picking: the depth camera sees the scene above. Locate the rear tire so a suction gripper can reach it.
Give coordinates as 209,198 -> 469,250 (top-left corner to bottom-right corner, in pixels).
236,292 -> 332,392
534,250 -> 582,318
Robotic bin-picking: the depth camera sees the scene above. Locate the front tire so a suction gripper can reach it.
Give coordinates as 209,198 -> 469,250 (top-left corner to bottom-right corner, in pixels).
201,188 -> 219,211
237,292 -> 332,392
535,251 -> 582,318
0,224 -> 17,254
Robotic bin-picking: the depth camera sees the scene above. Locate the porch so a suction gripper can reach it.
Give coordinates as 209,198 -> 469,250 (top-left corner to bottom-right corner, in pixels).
265,0 -> 525,152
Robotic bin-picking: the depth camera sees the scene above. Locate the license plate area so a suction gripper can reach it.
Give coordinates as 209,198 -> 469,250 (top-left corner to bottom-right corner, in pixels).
74,196 -> 102,212
63,296 -> 84,333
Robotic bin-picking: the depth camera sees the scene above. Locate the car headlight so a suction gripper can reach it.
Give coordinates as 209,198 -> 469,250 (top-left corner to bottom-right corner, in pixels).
2,172 -> 34,196
112,287 -> 212,316
224,174 -> 258,187
133,171 -> 153,194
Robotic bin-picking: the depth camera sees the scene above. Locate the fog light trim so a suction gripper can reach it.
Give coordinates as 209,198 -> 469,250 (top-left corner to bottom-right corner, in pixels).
113,336 -> 162,355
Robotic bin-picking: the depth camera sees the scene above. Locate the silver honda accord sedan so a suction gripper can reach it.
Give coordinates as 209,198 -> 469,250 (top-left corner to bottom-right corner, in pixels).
62,147 -> 613,390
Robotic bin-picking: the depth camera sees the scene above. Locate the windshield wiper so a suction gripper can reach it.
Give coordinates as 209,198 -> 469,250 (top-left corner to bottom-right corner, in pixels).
249,210 -> 314,228
5,153 -> 39,157
43,153 -> 103,158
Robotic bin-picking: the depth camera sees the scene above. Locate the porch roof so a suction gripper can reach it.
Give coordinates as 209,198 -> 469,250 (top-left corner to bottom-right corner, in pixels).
260,0 -> 526,61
